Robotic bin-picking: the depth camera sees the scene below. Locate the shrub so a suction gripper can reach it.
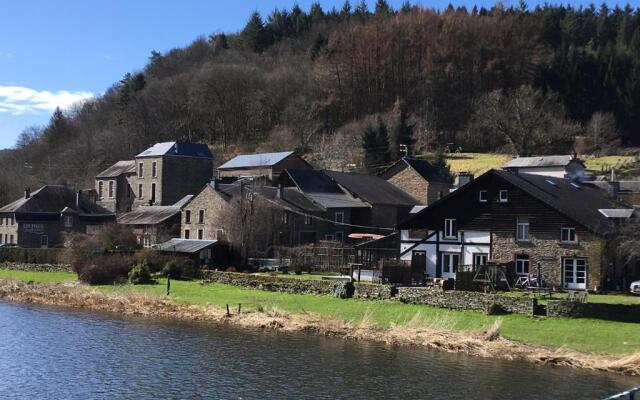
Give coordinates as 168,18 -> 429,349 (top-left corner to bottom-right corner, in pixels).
330,281 -> 354,299
162,259 -> 195,280
129,262 -> 152,284
76,254 -> 133,285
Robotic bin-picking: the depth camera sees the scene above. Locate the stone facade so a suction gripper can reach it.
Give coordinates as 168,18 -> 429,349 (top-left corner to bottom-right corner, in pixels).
352,283 -> 396,300
0,214 -> 18,245
96,174 -> 134,213
491,231 -> 606,291
181,185 -> 228,241
397,286 -> 537,315
386,167 -> 451,205
547,300 -> 640,322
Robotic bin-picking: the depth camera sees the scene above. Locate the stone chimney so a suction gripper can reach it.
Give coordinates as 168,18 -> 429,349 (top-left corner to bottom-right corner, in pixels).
24,187 -> 30,199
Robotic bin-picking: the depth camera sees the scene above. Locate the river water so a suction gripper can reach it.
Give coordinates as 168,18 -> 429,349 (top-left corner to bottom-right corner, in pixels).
0,301 -> 637,399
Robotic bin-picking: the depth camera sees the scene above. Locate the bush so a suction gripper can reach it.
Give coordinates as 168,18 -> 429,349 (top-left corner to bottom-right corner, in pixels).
128,262 -> 152,284
0,248 -> 65,264
162,259 -> 195,280
134,250 -> 175,273
330,281 -> 354,299
76,254 -> 133,285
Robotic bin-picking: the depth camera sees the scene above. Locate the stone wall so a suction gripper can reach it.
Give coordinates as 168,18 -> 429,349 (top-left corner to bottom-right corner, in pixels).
397,287 -> 538,315
353,282 -> 396,300
386,167 -> 428,204
491,231 -> 606,291
0,262 -> 72,272
201,271 -> 337,295
182,185 -> 227,241
547,300 -> 640,322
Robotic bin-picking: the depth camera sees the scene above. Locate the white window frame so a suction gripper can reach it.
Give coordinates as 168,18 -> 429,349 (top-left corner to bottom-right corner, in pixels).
563,257 -> 587,289
304,214 -> 312,225
516,218 -> 530,242
63,215 -> 73,228
98,181 -> 104,199
561,225 -> 577,243
335,212 -> 344,224
473,253 -> 488,267
444,219 -> 457,239
479,190 -> 488,203
499,190 -> 509,202
515,254 -> 530,276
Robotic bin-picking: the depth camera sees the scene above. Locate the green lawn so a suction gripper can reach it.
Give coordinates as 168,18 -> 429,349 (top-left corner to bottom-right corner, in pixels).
1,269 -> 639,355
0,269 -> 76,283
501,291 -> 640,305
97,278 -> 640,355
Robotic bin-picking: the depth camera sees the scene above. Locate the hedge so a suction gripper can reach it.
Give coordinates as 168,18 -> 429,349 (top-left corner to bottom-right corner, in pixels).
0,248 -> 65,265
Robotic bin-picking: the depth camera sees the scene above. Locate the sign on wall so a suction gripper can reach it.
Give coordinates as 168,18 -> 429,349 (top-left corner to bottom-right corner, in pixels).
22,223 -> 45,234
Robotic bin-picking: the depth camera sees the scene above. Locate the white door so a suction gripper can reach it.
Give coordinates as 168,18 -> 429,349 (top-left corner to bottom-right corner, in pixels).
564,258 -> 587,289
441,253 -> 459,280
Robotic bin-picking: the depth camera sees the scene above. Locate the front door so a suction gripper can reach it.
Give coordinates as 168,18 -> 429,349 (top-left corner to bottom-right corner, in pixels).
411,251 -> 427,281
441,253 -> 459,280
564,258 -> 587,289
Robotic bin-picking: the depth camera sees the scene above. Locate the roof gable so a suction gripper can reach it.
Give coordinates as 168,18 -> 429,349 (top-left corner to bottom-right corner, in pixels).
0,185 -> 113,216
381,158 -> 452,184
325,170 -> 420,206
96,160 -> 136,178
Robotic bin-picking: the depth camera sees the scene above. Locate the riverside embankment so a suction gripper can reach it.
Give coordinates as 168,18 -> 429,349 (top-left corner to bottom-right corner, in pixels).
0,270 -> 639,377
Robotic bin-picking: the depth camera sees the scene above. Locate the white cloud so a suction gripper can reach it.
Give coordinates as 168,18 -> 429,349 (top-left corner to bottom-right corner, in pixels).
0,86 -> 94,115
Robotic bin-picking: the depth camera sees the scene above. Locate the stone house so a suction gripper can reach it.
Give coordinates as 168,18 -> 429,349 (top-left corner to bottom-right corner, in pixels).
0,186 -> 115,248
398,169 -> 636,291
379,157 -> 453,205
96,142 -> 213,212
503,155 -> 586,178
217,151 -> 312,182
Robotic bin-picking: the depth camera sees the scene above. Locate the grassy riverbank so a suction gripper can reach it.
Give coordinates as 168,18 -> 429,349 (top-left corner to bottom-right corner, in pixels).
1,269 -> 639,357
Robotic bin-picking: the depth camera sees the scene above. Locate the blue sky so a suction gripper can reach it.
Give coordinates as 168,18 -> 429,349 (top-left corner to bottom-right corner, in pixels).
0,0 -> 632,149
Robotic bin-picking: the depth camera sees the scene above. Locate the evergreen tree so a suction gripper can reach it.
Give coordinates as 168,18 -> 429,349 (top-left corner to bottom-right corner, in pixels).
432,147 -> 449,170
309,2 -> 325,23
340,1 -> 352,18
354,0 -> 369,20
310,33 -> 328,60
241,12 -> 269,53
392,100 -> 415,158
374,0 -> 392,16
376,118 -> 391,165
362,123 -> 379,172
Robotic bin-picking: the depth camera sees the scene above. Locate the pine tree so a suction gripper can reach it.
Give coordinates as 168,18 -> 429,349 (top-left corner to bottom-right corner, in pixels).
392,100 -> 415,158
310,33 -> 328,60
362,123 -> 379,172
241,12 -> 269,53
376,118 -> 391,165
374,0 -> 392,16
432,147 -> 448,170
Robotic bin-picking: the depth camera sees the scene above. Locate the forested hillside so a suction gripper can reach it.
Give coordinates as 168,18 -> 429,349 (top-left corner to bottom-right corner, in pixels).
1,1 -> 640,204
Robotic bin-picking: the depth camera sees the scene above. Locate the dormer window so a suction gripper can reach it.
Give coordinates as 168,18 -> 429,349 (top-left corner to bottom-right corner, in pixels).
479,190 -> 488,203
561,226 -> 577,243
444,219 -> 457,238
499,190 -> 508,202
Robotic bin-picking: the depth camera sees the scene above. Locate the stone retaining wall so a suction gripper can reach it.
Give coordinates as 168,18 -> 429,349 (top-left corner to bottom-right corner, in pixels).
353,283 -> 396,300
201,271 -> 337,295
0,262 -> 73,273
397,287 -> 538,315
547,300 -> 640,322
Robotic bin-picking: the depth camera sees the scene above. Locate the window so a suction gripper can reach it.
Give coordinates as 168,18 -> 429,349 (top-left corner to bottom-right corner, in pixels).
138,162 -> 144,178
10,215 -> 14,226
63,215 -> 73,228
444,219 -> 457,238
479,190 -> 488,203
561,226 -> 576,243
325,234 -> 335,241
473,253 -> 488,267
335,212 -> 344,224
184,229 -> 190,239
198,229 -> 203,240
282,211 -> 289,225
0,217 -> 3,226
499,190 -> 509,202
138,184 -> 143,199
152,161 -> 157,178
108,181 -> 115,198
198,210 -> 205,224
41,235 -> 48,248
151,183 -> 156,203
185,210 -> 191,224
441,253 -> 460,277
515,254 -> 529,276
304,214 -> 312,225
516,218 -> 530,241
98,181 -> 104,199
335,231 -> 344,242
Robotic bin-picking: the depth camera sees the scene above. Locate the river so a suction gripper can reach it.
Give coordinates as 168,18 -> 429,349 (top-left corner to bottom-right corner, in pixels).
0,301 -> 636,399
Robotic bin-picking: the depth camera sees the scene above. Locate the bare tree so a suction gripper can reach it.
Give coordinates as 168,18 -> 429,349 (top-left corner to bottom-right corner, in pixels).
586,111 -> 621,155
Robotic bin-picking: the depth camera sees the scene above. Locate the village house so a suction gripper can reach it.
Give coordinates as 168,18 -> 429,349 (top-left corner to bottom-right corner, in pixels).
96,141 -> 213,212
397,169 -> 636,291
503,155 -> 586,178
0,186 -> 115,248
379,157 -> 453,205
117,195 -> 192,247
217,151 -> 312,182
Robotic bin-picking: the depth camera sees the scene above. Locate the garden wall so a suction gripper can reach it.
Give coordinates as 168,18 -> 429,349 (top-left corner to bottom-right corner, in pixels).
397,287 -> 538,315
0,248 -> 65,265
201,271 -> 337,295
547,300 -> 640,323
0,262 -> 72,273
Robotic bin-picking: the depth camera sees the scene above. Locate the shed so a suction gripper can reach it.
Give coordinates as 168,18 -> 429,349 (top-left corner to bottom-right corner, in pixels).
156,238 -> 228,267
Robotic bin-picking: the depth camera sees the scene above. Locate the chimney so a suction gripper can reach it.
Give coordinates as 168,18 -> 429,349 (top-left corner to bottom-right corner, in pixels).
213,179 -> 219,191
24,187 -> 30,199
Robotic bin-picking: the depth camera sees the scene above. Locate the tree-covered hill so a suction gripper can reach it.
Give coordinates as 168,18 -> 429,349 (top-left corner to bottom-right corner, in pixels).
1,0 -> 639,204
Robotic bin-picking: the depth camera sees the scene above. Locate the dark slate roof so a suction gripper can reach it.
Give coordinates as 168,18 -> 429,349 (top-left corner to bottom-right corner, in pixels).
96,160 -> 136,178
504,155 -> 584,168
214,182 -> 325,212
381,158 -> 452,183
282,170 -> 369,209
399,169 -> 632,235
325,170 -> 420,206
0,185 -> 113,216
157,239 -> 219,254
218,151 -> 295,170
117,206 -> 181,225
136,142 -> 213,159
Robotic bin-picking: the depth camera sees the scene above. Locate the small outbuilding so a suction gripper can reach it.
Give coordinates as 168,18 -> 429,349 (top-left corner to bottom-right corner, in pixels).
156,238 -> 228,268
